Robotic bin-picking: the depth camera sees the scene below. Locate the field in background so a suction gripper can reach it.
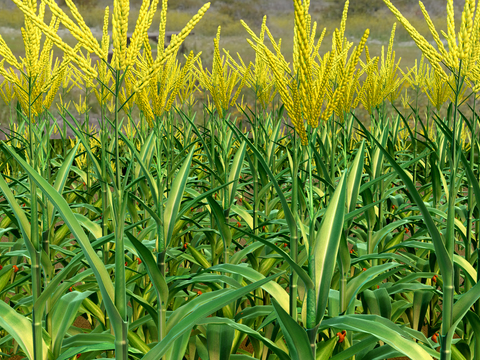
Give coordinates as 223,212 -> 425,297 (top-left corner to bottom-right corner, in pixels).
0,0 -> 447,124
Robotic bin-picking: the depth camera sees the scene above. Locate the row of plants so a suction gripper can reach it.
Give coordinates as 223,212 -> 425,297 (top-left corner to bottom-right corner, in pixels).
0,0 -> 480,359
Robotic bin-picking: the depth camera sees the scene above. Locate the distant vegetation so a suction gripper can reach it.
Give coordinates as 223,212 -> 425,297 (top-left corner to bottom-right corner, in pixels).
0,0 -> 465,23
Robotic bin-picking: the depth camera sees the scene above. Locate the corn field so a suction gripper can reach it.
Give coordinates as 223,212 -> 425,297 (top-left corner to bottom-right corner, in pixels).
0,0 -> 480,359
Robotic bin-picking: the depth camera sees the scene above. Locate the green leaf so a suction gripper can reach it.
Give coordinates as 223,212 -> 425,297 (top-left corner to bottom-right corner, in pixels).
165,331 -> 191,360
363,288 -> 392,320
207,324 -> 235,360
319,315 -> 432,360
186,243 -> 212,269
230,204 -> 253,229
209,264 -> 290,312
346,263 -> 402,309
233,226 -> 313,290
230,355 -> 257,360
74,213 -> 102,239
227,141 -> 246,210
141,271 -> 285,360
315,173 -> 346,324
316,336 -> 338,360
176,273 -> 242,290
346,141 -> 365,214
206,196 -> 232,251
272,298 -> 315,360
393,241 -> 477,284
56,343 -> 116,360
465,311 -> 480,354
412,290 -> 434,332
166,290 -> 231,334
51,291 -> 94,357
62,112 -> 102,180
181,181 -> 232,217
48,142 -> 79,226
125,232 -> 169,303
445,279 -> 480,351
129,192 -> 162,225
329,335 -> 377,360
62,333 -> 115,348
354,116 -> 453,283
226,121 -> 297,239
0,267 -> 14,293
370,219 -> 410,252
0,300 -> 48,360
164,147 -> 194,246
126,288 -> 159,326
1,144 -> 123,334
128,330 -> 151,354
432,112 -> 480,212
196,317 -> 290,360
0,172 -> 34,256
119,131 -> 159,207
451,344 -> 468,360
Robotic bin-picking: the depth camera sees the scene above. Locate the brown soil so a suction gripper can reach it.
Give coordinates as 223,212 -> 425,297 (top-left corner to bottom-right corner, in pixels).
73,315 -> 92,330
238,336 -> 254,354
